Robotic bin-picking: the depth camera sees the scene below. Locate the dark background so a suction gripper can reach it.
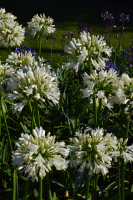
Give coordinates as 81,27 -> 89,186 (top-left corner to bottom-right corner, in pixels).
1,0 -> 133,26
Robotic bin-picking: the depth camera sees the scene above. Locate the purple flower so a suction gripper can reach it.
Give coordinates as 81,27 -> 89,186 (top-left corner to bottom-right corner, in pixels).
15,45 -> 36,57
25,30 -> 30,36
105,60 -> 118,73
101,11 -> 116,29
61,32 -> 75,43
45,35 -> 56,42
121,48 -> 133,68
117,13 -> 129,22
77,24 -> 92,34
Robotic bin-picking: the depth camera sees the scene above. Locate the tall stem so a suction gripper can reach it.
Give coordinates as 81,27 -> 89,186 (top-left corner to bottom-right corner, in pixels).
121,159 -> 125,200
34,99 -> 40,128
29,101 -> 36,133
46,173 -> 52,200
51,40 -> 52,64
13,170 -> 16,200
93,174 -> 97,200
39,37 -> 42,57
117,157 -> 121,200
85,169 -> 90,200
97,98 -> 102,127
93,93 -> 97,129
1,98 -> 12,152
89,61 -> 92,75
38,176 -> 42,200
125,115 -> 131,140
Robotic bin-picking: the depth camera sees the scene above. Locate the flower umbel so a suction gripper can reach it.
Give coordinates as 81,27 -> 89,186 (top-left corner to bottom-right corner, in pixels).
11,127 -> 70,182
5,65 -> 60,113
68,128 -> 118,175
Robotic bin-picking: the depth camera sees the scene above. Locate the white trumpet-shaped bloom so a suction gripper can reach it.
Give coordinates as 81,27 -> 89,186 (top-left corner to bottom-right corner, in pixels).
68,128 -> 118,176
5,65 -> 60,113
12,127 -> 70,182
64,31 -> 112,72
27,13 -> 56,37
0,8 -> 25,47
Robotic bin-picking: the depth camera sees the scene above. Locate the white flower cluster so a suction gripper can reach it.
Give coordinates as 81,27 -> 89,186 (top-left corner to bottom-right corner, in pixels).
27,13 -> 56,37
108,73 -> 133,108
6,51 -> 35,70
12,127 -> 70,182
63,31 -> 112,72
111,138 -> 133,163
0,8 -> 25,47
0,62 -> 14,91
80,68 -> 118,109
68,128 -> 133,175
5,65 -> 60,113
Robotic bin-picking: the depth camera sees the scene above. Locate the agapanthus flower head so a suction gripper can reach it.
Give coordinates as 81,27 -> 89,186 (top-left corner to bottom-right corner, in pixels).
117,13 -> 129,22
27,13 -> 56,37
111,138 -> 133,163
68,127 -> 118,175
0,62 -> 13,91
80,68 -> 118,109
11,127 -> 70,182
64,31 -> 112,72
77,24 -> 92,34
0,8 -> 25,47
105,60 -> 118,73
15,45 -> 36,57
6,51 -> 35,71
45,35 -> 56,42
5,65 -> 60,113
101,11 -> 116,29
121,48 -> 133,68
61,32 -> 75,43
108,73 -> 133,106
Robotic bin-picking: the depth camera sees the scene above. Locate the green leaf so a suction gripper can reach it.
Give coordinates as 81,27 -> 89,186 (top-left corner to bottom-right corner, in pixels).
34,189 -> 39,199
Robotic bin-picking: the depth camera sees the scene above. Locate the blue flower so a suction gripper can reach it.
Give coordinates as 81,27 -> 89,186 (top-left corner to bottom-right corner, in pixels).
15,45 -> 36,57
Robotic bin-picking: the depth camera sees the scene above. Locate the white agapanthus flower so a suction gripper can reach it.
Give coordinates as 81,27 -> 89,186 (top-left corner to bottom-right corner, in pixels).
0,62 -> 14,91
80,68 -> 118,109
63,31 -> 112,72
68,128 -> 118,176
27,13 -> 56,37
111,138 -> 133,163
108,73 -> 133,106
6,51 -> 35,71
11,127 -> 70,182
5,65 -> 60,113
0,8 -> 25,47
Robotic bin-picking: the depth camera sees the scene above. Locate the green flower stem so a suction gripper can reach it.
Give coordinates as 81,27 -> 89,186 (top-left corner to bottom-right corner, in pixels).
39,37 -> 42,57
29,101 -> 36,131
13,170 -> 16,200
16,171 -> 19,200
46,173 -> 52,200
117,157 -> 121,200
0,98 -> 12,152
121,158 -> 125,200
85,169 -> 90,200
24,179 -> 30,200
51,40 -> 52,63
93,173 -> 97,200
38,176 -> 43,200
97,98 -> 102,127
125,115 -> 131,139
34,99 -> 40,128
89,61 -> 92,75
0,108 -> 1,139
93,93 -> 97,129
